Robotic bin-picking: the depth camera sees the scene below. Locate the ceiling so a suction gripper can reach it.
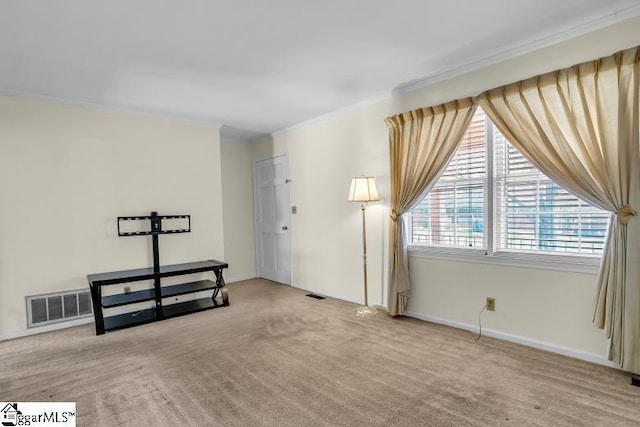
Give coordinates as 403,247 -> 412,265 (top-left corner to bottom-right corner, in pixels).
2,1 -> 640,140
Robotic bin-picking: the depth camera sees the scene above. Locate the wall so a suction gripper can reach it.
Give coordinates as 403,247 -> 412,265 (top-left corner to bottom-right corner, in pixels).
0,96 -> 225,336
405,258 -> 608,361
251,15 -> 640,363
253,101 -> 390,305
220,138 -> 256,281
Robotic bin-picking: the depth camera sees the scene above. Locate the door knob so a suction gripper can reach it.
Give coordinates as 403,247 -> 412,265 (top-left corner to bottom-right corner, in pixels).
282,226 -> 288,230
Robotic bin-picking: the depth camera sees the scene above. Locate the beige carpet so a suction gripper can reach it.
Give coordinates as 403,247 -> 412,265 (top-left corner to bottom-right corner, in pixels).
1,279 -> 639,426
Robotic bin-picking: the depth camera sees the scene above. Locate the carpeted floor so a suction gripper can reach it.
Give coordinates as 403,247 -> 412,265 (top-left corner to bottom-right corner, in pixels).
1,279 -> 639,426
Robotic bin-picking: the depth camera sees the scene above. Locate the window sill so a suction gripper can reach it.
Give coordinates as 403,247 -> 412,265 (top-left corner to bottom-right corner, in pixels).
407,245 -> 601,274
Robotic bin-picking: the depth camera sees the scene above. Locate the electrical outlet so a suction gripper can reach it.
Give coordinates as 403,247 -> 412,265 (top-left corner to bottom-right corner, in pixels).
124,286 -> 131,294
486,297 -> 495,311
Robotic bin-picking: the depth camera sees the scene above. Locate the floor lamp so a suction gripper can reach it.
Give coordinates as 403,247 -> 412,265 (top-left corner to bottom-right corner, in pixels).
347,176 -> 379,316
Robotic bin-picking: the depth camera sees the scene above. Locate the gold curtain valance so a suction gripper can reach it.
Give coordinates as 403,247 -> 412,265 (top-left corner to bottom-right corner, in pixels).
481,46 -> 640,100
384,97 -> 476,129
385,46 -> 639,128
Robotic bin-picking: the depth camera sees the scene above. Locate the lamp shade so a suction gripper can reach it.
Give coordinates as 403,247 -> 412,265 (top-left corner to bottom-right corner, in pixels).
347,176 -> 380,202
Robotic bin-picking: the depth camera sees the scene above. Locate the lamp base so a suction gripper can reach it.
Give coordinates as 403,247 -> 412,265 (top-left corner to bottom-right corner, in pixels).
355,305 -> 377,317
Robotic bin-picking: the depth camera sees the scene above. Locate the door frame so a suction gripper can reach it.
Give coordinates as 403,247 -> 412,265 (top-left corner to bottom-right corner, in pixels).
253,153 -> 292,284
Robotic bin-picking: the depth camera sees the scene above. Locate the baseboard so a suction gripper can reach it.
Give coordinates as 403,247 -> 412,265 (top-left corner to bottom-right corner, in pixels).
0,317 -> 94,342
291,282 -> 361,305
404,310 -> 617,369
226,274 -> 257,284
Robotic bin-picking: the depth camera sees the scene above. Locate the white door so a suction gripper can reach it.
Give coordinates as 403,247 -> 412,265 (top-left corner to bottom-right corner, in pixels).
254,154 -> 291,284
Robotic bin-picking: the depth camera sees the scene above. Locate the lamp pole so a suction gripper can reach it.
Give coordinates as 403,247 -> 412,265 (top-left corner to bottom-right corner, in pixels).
361,201 -> 369,307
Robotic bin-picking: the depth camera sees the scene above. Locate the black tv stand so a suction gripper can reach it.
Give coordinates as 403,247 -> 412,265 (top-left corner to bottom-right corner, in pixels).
88,260 -> 228,335
87,212 -> 229,335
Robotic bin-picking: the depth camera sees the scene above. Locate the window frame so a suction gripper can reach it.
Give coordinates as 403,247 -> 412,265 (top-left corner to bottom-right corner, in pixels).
407,111 -> 605,275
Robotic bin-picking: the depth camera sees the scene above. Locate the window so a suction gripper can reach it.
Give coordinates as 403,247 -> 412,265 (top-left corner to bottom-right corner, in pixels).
410,111 -> 486,248
493,131 -> 608,255
409,108 -> 609,266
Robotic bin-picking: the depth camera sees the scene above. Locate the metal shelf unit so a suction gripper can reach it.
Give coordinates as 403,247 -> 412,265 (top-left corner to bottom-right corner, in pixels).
87,212 -> 229,335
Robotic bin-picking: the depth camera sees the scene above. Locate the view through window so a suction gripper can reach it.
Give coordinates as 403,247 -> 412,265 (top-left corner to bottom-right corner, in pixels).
409,108 -> 609,257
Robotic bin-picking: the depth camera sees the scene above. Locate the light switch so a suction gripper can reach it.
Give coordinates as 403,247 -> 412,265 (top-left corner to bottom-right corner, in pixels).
291,206 -> 297,214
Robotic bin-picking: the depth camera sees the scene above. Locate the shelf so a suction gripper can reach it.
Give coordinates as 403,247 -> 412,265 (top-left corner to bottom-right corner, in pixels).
102,298 -> 219,332
104,308 -> 157,331
101,280 -> 217,308
87,260 -> 228,286
163,298 -> 219,318
161,280 -> 218,298
102,289 -> 155,308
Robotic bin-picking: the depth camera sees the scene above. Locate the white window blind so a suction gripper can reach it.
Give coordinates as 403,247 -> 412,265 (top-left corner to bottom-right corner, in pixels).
493,129 -> 608,255
409,109 -> 486,248
409,107 -> 609,260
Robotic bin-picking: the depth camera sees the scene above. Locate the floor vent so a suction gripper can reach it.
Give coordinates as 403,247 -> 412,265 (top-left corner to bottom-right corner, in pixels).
26,289 -> 93,328
632,377 -> 640,387
306,293 -> 326,300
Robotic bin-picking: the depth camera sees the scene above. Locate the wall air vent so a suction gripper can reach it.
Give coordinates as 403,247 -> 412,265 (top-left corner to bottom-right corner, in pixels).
26,289 -> 93,328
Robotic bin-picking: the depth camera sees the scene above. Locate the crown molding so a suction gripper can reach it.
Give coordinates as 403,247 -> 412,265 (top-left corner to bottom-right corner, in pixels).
0,88 -> 224,129
270,90 -> 391,138
394,4 -> 640,95
4,5 -> 639,138
221,136 -> 256,144
220,125 -> 268,142
270,5 -> 640,138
